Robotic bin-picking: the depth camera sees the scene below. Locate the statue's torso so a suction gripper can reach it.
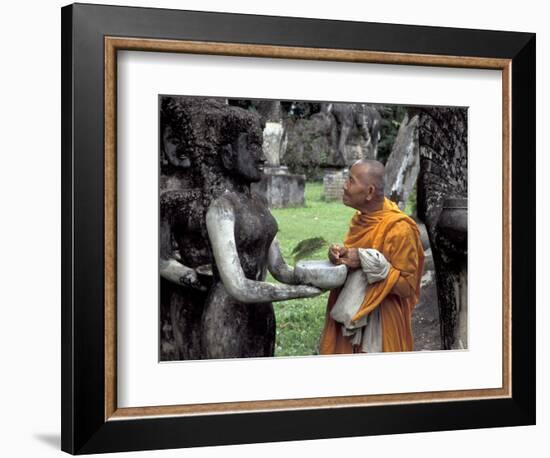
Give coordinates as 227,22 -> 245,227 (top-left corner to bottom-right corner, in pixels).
203,190 -> 278,359
223,191 -> 278,281
160,188 -> 211,361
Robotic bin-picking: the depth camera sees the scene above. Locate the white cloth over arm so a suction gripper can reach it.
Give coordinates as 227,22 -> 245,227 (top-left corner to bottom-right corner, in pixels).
358,248 -> 390,284
328,248 -> 390,353
328,270 -> 381,352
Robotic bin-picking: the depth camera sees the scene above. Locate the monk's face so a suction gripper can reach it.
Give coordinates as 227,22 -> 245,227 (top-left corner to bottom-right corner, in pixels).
342,163 -> 374,211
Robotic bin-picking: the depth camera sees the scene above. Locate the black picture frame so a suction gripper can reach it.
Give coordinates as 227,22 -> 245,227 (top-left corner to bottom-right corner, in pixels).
61,2 -> 535,454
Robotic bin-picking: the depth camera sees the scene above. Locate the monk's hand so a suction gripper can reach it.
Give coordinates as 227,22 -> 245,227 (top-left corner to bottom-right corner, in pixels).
328,243 -> 344,264
339,247 -> 361,269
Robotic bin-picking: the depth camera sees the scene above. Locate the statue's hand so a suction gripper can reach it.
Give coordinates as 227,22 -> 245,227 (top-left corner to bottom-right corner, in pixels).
178,268 -> 208,292
160,258 -> 209,292
293,284 -> 323,297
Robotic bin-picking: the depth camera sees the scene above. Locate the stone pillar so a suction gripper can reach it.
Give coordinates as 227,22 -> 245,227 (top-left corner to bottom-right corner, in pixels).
253,166 -> 306,208
251,120 -> 305,208
262,122 -> 286,167
384,114 -> 420,211
322,169 -> 348,202
416,107 -> 468,350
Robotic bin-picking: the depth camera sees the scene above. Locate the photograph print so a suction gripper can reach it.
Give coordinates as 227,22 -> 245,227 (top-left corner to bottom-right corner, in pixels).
159,95 -> 468,361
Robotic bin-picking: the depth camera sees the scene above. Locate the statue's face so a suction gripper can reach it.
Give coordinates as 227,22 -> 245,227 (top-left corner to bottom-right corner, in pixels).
162,125 -> 191,168
228,131 -> 265,183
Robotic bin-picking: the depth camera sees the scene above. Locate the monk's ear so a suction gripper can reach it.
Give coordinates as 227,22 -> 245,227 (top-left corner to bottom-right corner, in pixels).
365,184 -> 375,201
221,143 -> 234,171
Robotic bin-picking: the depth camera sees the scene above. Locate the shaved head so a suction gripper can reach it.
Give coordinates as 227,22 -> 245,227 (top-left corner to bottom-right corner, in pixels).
353,159 -> 386,200
342,159 -> 386,212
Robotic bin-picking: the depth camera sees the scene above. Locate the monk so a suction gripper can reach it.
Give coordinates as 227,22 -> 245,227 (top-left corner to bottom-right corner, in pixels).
319,159 -> 425,354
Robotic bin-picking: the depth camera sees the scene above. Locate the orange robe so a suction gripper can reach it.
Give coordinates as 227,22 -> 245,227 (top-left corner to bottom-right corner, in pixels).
319,198 -> 425,354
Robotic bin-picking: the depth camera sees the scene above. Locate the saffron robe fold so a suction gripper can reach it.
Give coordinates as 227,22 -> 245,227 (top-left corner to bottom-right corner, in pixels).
319,198 -> 425,354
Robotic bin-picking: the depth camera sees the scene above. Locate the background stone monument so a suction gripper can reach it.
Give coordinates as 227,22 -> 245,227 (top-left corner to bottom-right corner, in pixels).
250,102 -> 306,208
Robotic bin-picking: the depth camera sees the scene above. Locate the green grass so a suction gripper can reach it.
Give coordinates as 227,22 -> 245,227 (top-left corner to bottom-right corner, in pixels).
269,182 -> 355,357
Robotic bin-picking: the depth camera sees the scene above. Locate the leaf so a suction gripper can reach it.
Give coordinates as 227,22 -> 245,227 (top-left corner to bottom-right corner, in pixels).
291,236 -> 328,264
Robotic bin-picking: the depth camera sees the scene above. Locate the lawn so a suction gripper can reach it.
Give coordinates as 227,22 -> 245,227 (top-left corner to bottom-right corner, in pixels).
268,182 -> 355,357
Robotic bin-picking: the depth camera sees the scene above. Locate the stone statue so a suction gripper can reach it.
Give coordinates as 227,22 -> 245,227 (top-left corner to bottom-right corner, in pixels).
160,96 -> 322,360
416,106 -> 468,349
331,103 -> 382,164
384,113 -> 420,210
201,100 -> 322,359
159,96 -> 213,360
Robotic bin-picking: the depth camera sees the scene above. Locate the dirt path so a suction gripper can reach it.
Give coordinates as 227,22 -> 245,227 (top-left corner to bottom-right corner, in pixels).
412,249 -> 442,351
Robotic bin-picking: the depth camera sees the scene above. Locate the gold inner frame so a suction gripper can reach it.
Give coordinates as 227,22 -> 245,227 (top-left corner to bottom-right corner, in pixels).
104,37 -> 512,421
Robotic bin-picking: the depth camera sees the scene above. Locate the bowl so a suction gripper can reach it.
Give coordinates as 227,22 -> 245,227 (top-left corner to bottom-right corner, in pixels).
294,260 -> 348,290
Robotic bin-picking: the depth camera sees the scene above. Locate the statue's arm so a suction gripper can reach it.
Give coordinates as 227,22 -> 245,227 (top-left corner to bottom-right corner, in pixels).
160,257 -> 207,291
267,238 -> 298,285
159,199 -> 206,291
206,198 -> 322,304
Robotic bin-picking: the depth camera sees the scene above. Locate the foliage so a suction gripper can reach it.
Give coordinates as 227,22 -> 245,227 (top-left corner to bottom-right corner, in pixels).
404,185 -> 417,216
376,105 -> 408,164
291,237 -> 328,265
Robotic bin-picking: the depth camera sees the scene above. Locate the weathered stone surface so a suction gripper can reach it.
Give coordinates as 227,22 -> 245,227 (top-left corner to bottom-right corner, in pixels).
159,96 -> 215,361
203,189 -> 279,359
281,104 -> 382,179
282,110 -> 338,179
384,114 -> 420,210
252,167 -> 306,208
203,283 -> 276,358
255,100 -> 283,123
262,122 -> 286,167
227,99 -> 282,124
255,116 -> 306,209
331,103 -> 382,164
416,106 -> 468,350
322,168 -> 347,202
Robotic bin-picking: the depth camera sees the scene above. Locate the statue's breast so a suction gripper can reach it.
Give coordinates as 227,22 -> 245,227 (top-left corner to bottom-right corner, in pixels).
231,193 -> 278,278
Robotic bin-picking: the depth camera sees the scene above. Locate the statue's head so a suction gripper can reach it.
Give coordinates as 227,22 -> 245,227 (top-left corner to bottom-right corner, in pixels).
160,96 -> 265,185
219,130 -> 265,183
160,97 -> 196,170
201,99 -> 265,184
